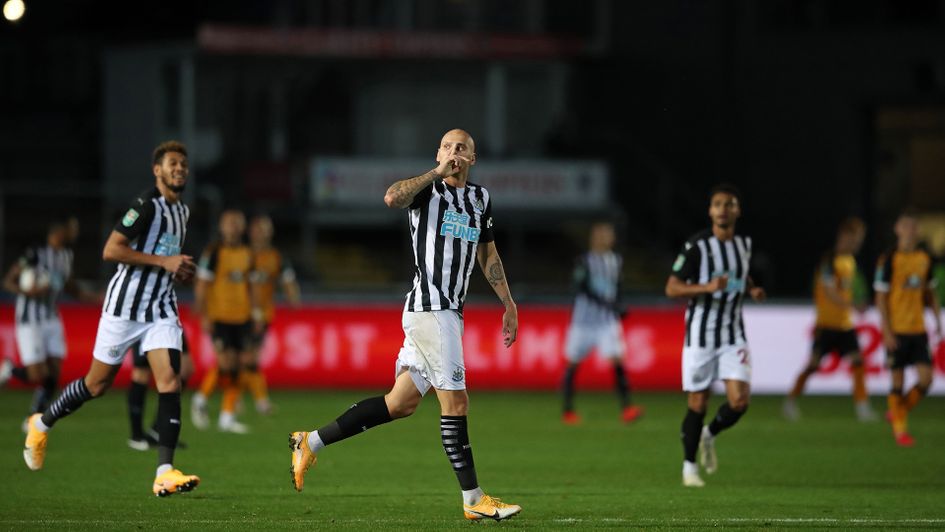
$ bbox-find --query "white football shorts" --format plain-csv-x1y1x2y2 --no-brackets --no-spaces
564,318,626,363
395,310,465,396
15,318,66,366
681,342,752,392
92,314,182,365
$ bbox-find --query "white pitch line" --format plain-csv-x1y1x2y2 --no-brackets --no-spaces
552,517,945,524
4,517,945,525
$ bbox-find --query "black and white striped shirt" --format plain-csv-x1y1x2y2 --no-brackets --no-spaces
102,187,189,322
15,245,73,324
671,229,752,349
570,251,622,325
404,180,495,312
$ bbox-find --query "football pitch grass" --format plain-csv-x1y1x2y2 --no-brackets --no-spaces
0,390,943,530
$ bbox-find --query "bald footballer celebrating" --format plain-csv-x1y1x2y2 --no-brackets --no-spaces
288,129,521,522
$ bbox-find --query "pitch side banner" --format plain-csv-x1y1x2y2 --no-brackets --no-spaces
198,25,585,60
0,304,942,394
309,158,609,209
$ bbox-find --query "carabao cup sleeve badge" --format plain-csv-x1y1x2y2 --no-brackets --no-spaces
122,209,140,227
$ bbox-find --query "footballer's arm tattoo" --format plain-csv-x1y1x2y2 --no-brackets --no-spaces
487,259,505,287
384,170,442,209
478,242,514,307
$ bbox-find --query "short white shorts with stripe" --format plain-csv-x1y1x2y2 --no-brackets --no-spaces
681,342,752,392
15,318,66,366
395,310,465,396
92,314,182,365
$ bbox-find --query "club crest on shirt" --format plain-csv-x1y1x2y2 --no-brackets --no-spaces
451,367,465,382
473,199,484,214
122,209,140,227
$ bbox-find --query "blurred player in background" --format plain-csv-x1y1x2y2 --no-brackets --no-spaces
66,216,80,247
125,335,193,450
560,221,643,425
191,209,259,434
288,129,521,521
665,184,765,488
246,214,300,414
935,261,945,306
22,140,199,496
1,219,99,430
874,209,941,447
783,217,876,421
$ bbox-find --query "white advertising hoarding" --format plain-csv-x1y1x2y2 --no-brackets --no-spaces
309,158,609,209
745,306,945,395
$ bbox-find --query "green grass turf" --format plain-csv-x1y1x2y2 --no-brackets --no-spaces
0,389,943,530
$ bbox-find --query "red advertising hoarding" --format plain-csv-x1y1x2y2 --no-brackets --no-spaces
2,304,942,393
0,304,683,390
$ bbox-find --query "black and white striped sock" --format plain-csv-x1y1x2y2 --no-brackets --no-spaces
41,378,93,428
441,415,479,491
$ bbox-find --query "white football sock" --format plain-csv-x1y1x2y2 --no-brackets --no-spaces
307,430,325,453
702,425,715,440
683,461,699,476
156,464,173,476
462,487,485,506
33,417,50,433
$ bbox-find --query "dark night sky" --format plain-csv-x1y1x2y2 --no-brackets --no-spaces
2,1,943,296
